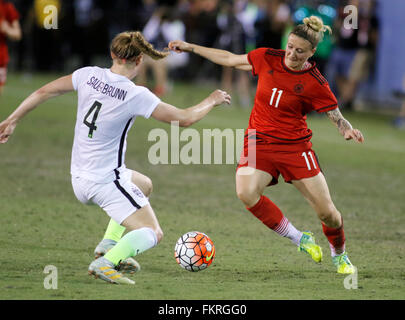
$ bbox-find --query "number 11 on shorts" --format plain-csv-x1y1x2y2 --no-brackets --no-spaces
302,151,317,171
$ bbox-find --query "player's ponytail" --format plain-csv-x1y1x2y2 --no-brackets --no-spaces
290,16,332,48
110,31,169,62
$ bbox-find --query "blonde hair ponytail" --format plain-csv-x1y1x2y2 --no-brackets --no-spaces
291,16,332,48
110,31,169,61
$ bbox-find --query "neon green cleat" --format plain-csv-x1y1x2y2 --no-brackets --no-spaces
94,239,141,274
298,232,323,263
332,252,356,274
88,257,135,285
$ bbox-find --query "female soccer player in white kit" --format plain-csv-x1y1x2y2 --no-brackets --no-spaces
0,31,231,284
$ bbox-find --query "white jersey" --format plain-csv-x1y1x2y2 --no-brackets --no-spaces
71,66,160,183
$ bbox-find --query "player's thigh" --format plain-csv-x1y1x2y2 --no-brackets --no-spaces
121,204,162,235
128,169,153,197
235,167,272,202
292,172,336,213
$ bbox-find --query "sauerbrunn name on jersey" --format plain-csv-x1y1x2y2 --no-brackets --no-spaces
86,76,128,101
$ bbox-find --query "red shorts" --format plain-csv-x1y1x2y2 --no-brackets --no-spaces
237,135,322,186
0,66,7,86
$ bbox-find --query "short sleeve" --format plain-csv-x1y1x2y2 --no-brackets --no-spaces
311,83,338,113
5,3,20,22
130,87,161,119
72,67,93,91
247,48,268,77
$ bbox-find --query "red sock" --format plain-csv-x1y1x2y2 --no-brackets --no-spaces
247,195,285,230
322,220,346,255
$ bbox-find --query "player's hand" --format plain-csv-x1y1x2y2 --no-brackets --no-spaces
0,119,17,144
168,40,192,53
0,20,9,34
344,128,364,143
209,90,231,106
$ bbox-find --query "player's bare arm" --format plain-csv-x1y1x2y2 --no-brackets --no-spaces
168,40,251,71
0,20,22,41
326,108,364,143
151,90,231,127
0,75,74,143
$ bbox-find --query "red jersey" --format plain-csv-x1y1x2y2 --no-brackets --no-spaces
0,0,20,66
247,48,337,147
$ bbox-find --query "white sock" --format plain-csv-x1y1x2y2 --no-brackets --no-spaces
273,217,303,246
104,227,158,265
330,243,346,257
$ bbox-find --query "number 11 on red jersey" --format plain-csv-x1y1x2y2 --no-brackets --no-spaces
269,88,283,108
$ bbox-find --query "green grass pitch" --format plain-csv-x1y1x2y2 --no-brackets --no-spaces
0,73,404,300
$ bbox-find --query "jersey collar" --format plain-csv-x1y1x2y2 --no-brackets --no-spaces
281,57,316,75
106,68,131,81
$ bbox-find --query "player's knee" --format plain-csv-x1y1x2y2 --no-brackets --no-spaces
154,227,163,244
236,186,260,208
317,204,341,228
131,171,153,197
141,226,163,245
144,176,153,197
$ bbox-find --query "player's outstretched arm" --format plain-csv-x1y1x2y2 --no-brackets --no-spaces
326,108,364,143
0,75,74,144
151,89,231,127
168,40,251,71
0,20,22,41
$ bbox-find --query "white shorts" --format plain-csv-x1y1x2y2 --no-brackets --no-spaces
71,169,149,224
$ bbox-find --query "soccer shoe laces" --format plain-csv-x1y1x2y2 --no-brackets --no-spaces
298,232,323,263
332,252,356,274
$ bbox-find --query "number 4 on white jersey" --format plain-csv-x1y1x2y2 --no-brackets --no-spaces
83,101,102,138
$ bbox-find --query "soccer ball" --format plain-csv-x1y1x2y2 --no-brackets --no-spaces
174,231,215,272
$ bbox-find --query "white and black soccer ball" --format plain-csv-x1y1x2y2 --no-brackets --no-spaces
174,231,215,272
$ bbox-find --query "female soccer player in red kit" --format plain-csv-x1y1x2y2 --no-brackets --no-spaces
169,16,364,274
0,0,21,95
